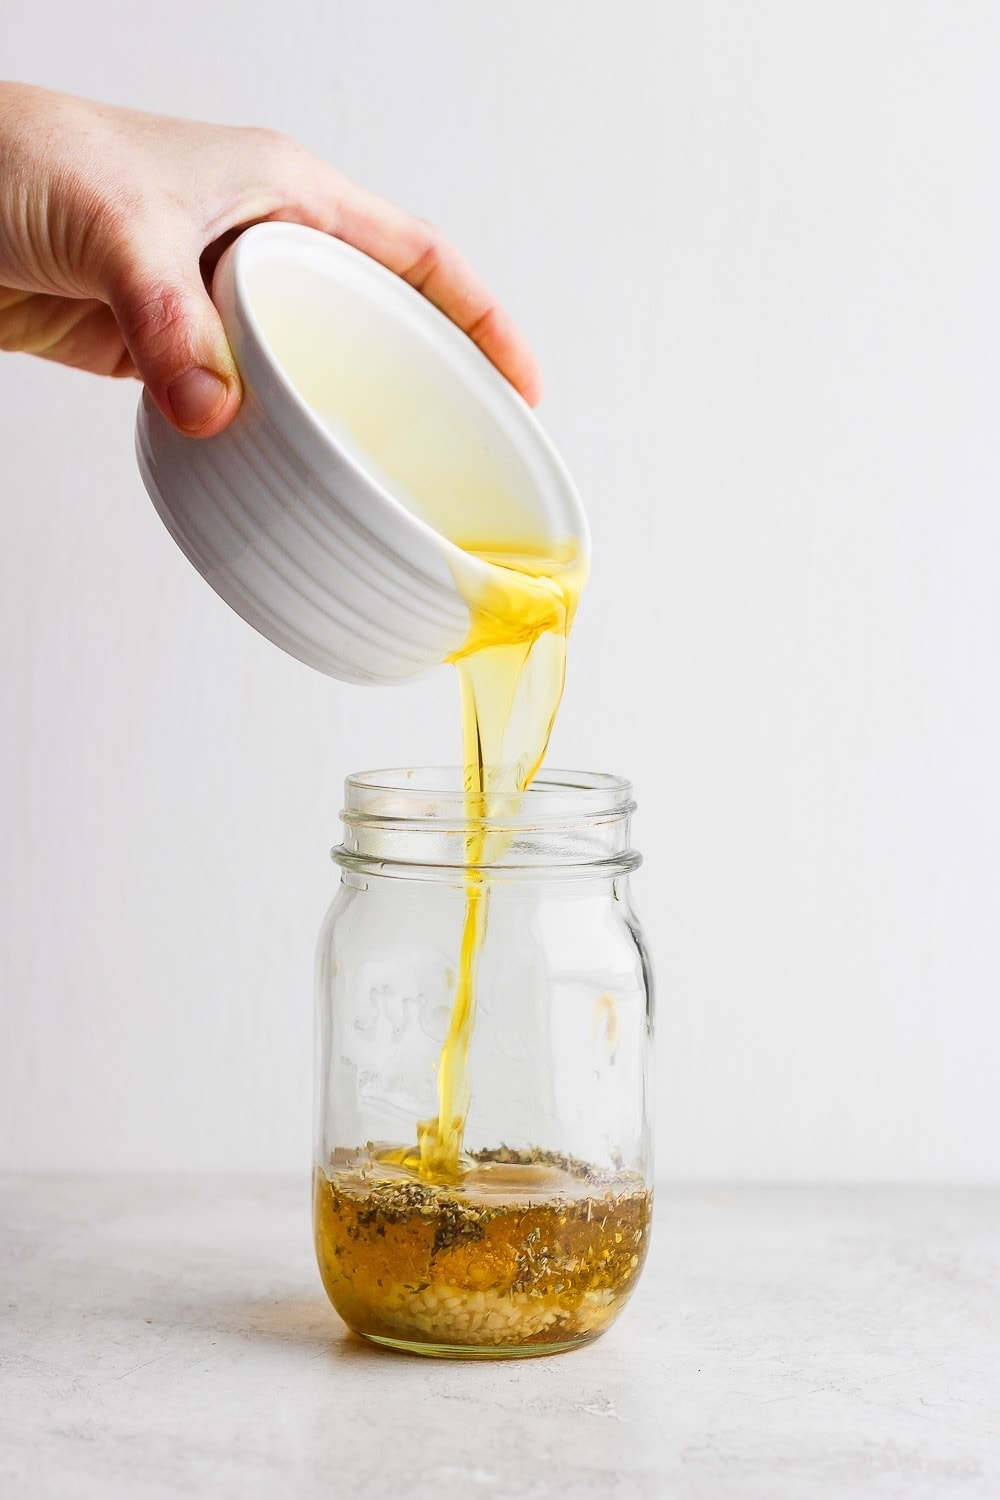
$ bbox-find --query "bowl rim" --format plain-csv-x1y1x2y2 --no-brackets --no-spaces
215,222,590,577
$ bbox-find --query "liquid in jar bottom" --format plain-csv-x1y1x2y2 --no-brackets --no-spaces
314,1148,651,1357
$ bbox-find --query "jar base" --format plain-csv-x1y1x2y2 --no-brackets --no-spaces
359,1330,599,1360
315,1150,651,1358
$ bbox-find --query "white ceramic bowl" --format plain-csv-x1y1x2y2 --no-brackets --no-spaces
135,223,588,685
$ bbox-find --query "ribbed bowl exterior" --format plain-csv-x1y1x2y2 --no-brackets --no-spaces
136,385,470,685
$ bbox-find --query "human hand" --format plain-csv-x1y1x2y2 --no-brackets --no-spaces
0,83,542,436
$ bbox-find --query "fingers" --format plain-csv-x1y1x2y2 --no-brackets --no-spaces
103,128,541,434
0,288,135,377
1,91,542,425
341,194,544,404
105,243,241,437
251,142,543,405
370,211,545,407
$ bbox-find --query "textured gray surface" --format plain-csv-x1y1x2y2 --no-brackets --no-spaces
2,1177,998,1498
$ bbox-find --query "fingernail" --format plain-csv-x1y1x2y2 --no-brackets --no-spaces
167,367,229,432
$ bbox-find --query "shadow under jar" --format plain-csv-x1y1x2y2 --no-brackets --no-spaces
313,769,654,1358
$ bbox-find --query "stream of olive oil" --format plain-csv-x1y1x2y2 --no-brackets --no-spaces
381,543,586,1181
428,545,585,1178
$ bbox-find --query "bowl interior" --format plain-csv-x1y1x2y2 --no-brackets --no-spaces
231,225,588,562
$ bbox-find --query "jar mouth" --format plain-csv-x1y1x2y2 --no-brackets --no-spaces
335,768,639,878
341,767,635,828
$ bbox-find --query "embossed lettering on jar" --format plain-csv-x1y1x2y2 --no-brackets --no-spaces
313,769,654,1359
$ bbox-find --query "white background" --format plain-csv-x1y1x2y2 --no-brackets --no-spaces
3,1,999,1182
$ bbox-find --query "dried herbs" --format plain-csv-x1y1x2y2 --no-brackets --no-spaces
313,1146,652,1352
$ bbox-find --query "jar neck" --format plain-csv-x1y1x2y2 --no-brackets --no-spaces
332,768,640,882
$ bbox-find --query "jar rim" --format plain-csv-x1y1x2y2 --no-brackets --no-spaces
341,767,635,827
334,767,639,879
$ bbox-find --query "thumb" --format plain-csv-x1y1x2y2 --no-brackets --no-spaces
108,255,241,437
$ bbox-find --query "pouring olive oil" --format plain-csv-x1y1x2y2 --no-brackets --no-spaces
314,532,652,1354
391,540,585,1181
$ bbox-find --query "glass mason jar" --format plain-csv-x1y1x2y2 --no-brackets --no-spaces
313,768,654,1358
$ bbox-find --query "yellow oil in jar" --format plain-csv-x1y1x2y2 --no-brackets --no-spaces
314,1149,650,1356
